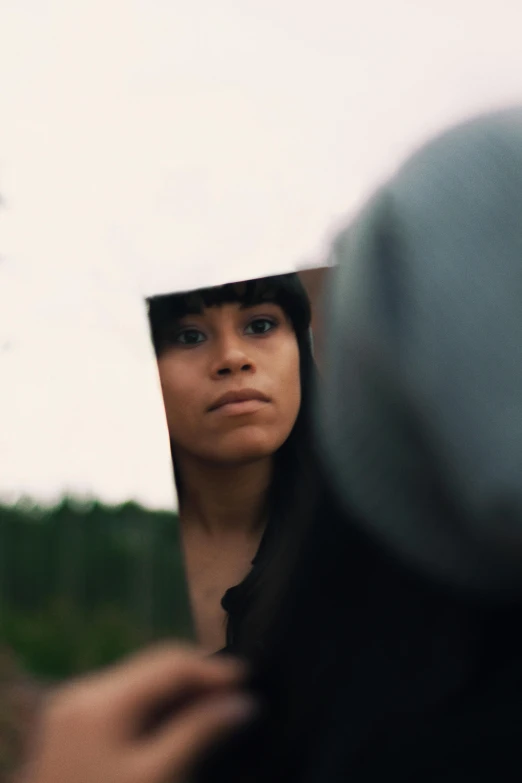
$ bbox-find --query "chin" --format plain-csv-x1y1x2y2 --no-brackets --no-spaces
209,427,285,465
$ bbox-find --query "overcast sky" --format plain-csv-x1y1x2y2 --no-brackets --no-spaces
1,0,521,509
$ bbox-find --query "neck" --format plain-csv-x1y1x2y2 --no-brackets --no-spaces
174,451,272,538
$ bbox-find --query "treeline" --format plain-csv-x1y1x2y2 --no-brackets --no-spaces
0,498,193,680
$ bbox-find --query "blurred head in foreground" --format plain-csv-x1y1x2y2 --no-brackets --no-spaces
320,106,522,593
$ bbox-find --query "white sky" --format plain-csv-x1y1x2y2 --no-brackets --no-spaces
0,0,521,509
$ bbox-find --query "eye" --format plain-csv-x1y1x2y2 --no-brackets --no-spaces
245,317,277,336
175,328,206,346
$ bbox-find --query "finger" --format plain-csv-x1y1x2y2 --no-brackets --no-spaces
46,644,246,731
134,691,258,783
92,644,246,718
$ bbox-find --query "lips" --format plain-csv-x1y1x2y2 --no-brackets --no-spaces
208,388,270,411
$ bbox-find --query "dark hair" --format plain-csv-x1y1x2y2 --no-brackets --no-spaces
147,273,319,655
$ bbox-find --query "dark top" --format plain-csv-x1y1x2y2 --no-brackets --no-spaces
209,497,522,783
275,507,522,783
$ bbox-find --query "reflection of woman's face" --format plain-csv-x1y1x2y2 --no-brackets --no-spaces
157,301,301,465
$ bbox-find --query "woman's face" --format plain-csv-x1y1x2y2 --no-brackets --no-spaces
156,300,301,465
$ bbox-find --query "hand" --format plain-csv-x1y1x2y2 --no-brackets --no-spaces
17,643,255,783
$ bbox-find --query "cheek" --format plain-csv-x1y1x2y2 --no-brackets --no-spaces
276,342,302,427
157,359,197,439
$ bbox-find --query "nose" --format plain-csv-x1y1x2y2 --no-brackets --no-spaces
210,335,255,378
